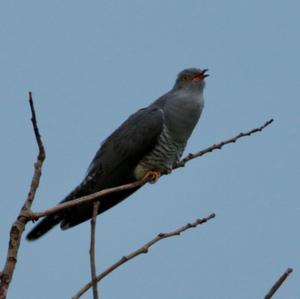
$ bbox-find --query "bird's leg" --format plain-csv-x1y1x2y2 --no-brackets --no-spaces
142,170,161,184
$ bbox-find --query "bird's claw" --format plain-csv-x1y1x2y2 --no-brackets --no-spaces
142,171,161,184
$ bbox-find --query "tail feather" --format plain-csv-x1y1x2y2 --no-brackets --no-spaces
26,185,84,241
60,186,141,230
26,214,61,241
26,183,141,240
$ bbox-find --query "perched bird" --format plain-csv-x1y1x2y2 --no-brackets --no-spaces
26,68,208,241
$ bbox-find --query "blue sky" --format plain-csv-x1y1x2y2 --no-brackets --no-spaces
1,1,299,298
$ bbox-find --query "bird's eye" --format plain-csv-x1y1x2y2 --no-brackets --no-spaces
182,75,189,81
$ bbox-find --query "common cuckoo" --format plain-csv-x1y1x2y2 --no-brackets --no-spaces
27,68,208,240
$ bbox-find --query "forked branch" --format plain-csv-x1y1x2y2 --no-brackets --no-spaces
0,93,46,299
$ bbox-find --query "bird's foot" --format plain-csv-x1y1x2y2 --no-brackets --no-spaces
142,171,161,184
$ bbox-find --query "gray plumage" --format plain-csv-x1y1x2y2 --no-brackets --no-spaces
26,68,208,241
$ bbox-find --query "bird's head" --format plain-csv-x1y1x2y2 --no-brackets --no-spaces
174,68,209,91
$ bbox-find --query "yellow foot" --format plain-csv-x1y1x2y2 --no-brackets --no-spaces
142,171,161,184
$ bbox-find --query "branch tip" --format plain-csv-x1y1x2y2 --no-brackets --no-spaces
264,267,293,299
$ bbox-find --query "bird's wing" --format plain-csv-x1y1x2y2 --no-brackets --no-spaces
57,106,165,229
85,106,164,186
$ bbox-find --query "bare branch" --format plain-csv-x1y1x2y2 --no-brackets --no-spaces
90,202,100,299
0,90,274,299
174,118,274,169
72,213,216,299
31,179,146,219
0,93,46,299
264,268,293,299
30,119,273,222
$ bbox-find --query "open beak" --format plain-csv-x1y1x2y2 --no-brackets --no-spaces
193,69,209,81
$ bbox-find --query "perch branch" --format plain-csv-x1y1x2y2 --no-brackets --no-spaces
174,118,274,169
31,179,146,219
30,119,274,221
90,202,100,299
0,92,45,299
72,213,216,299
264,268,293,299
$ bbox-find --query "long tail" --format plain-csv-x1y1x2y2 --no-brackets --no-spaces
26,185,141,240
26,214,61,241
26,184,85,241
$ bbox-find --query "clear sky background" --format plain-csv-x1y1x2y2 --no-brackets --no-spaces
1,1,299,298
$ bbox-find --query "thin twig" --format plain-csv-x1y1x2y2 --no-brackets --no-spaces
174,118,274,169
30,119,274,222
90,202,100,299
29,92,45,160
72,213,216,299
0,92,46,299
264,268,293,299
